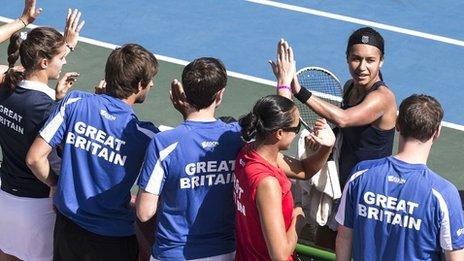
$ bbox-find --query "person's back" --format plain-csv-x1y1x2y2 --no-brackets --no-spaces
41,90,158,235
337,157,463,260
137,57,241,260
336,94,464,261
27,43,160,261
0,85,54,198
140,119,241,259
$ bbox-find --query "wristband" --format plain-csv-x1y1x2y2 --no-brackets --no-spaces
66,43,75,52
294,88,312,103
277,85,291,91
18,18,27,27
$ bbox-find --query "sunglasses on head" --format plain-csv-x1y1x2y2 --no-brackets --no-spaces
282,120,301,134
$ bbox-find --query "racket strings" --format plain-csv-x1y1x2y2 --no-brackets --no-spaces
295,68,343,130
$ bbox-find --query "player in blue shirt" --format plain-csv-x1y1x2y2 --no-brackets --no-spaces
336,94,464,261
136,57,242,260
26,44,159,261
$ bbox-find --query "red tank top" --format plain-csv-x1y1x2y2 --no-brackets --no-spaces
234,145,294,261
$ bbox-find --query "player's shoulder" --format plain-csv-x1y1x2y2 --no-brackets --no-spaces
428,170,461,200
134,120,159,139
65,90,95,99
347,158,390,184
60,90,96,107
151,124,186,144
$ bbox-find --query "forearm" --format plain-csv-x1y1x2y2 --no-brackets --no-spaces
27,156,57,187
0,19,26,44
284,218,299,253
335,227,353,261
269,217,298,260
445,248,464,261
300,145,332,179
307,96,347,127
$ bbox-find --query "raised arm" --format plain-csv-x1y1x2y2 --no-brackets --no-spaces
63,9,85,51
269,39,295,99
256,176,305,260
0,0,42,43
291,73,395,128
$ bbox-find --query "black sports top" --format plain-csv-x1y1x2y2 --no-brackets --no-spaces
338,80,395,187
0,80,56,198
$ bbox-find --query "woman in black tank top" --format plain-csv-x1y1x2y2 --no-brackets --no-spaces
278,27,397,249
291,27,397,187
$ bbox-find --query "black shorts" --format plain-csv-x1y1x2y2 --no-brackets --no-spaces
53,211,138,261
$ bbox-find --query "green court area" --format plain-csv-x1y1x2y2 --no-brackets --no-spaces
1,38,463,191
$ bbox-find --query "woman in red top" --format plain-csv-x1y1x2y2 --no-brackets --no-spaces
234,95,335,260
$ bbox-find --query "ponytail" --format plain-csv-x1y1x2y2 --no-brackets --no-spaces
239,112,258,142
2,32,24,92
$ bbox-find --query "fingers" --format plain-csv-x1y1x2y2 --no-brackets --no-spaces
268,60,278,76
68,9,78,30
94,79,107,94
34,7,43,17
63,72,80,83
73,11,82,31
77,20,85,33
66,9,84,32
305,135,320,152
170,79,185,100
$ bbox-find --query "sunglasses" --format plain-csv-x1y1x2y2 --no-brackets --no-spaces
282,120,301,134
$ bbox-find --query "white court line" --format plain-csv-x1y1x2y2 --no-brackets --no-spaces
246,0,464,47
0,16,463,131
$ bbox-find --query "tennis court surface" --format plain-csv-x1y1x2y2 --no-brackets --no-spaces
0,1,463,259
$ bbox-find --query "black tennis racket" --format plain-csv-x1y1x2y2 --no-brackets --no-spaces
295,66,343,130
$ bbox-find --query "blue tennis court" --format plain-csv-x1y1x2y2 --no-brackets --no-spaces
1,0,463,125
0,1,463,259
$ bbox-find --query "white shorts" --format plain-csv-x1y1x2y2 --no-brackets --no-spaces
0,189,55,261
151,251,235,261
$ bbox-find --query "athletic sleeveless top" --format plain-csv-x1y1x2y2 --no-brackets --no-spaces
234,144,294,261
338,81,395,187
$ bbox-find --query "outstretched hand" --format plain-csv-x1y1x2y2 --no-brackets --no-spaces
63,9,85,50
269,39,296,86
169,79,189,119
307,118,335,148
20,0,42,25
55,72,79,100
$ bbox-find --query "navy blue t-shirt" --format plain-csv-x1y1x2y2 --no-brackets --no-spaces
0,80,57,198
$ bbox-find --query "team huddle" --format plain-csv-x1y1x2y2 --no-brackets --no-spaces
0,1,463,261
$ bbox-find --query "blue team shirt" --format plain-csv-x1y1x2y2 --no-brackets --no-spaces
336,156,464,261
138,120,243,260
40,91,158,236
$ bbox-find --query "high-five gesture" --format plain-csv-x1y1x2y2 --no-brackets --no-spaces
63,9,85,51
269,39,295,86
20,0,43,25
0,0,42,43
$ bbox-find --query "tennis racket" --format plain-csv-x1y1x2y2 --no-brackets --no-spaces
295,66,343,130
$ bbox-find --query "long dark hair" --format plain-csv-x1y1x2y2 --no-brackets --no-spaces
2,27,64,92
239,95,296,142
